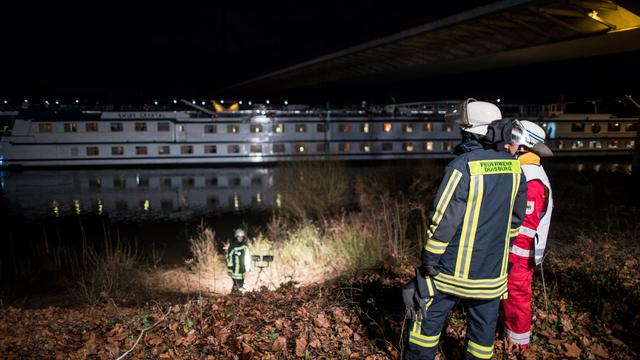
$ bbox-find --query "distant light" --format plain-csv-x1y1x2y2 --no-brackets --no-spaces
220,99,224,104
75,99,79,103
239,100,243,105
3,100,7,104
192,100,196,104
201,101,206,105
284,100,288,105
154,100,158,105
496,98,501,103
173,99,177,104
44,100,49,105
266,100,270,104
24,99,28,103
55,100,59,105
143,199,150,211
248,101,252,105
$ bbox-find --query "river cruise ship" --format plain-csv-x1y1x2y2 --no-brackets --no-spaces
0,101,636,167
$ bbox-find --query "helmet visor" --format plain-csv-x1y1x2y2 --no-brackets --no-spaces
445,98,476,128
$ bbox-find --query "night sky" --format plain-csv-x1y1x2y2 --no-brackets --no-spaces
2,1,639,106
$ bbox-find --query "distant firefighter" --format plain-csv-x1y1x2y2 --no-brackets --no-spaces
502,120,554,351
226,228,251,293
404,99,528,360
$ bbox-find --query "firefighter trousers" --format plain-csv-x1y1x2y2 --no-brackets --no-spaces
405,292,500,360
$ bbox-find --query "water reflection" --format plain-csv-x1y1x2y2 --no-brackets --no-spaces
1,167,274,221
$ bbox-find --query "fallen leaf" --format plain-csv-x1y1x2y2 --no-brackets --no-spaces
564,342,581,358
272,336,287,352
295,338,307,357
592,343,609,358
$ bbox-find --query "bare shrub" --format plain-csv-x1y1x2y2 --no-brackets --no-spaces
188,222,225,272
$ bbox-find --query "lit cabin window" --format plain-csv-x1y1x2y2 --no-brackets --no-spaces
316,123,327,132
422,123,433,132
295,144,307,153
157,122,170,132
382,143,393,151
181,145,194,154
626,123,635,131
316,143,327,152
273,123,284,133
204,145,217,154
607,140,619,148
591,123,601,134
135,122,147,132
339,124,352,133
571,123,585,132
111,122,123,132
111,146,124,155
250,124,263,133
607,122,621,132
295,124,307,133
572,141,585,149
627,140,635,148
557,140,565,149
136,146,148,155
64,122,77,132
402,124,414,133
588,140,602,149
360,143,371,152
158,145,171,155
38,123,52,133
442,124,453,132
86,147,99,156
339,143,351,152
383,123,393,132
85,123,98,132
403,142,414,152
443,142,453,151
227,125,240,134
204,124,217,134
273,143,285,153
424,141,434,151
361,123,370,133
250,144,262,153
227,144,240,153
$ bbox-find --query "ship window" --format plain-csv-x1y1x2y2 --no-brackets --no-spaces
627,140,635,148
113,176,126,188
135,122,147,131
86,146,99,156
361,123,370,133
111,122,123,132
572,141,584,149
177,125,184,132
588,140,602,149
382,143,393,151
229,177,241,186
557,140,565,149
295,124,307,133
316,143,327,153
403,142,414,152
181,145,193,154
402,124,414,133
339,124,352,133
295,143,307,153
207,196,219,209
443,142,453,151
64,122,77,132
38,123,53,133
182,177,195,188
316,123,327,132
591,123,601,134
136,146,148,155
227,125,240,134
137,177,149,187
204,145,217,154
206,176,218,186
273,143,285,153
89,177,101,189
360,143,371,152
607,140,619,148
422,123,433,132
383,123,393,132
250,144,263,153
160,178,172,188
442,124,453,133
571,122,585,132
111,146,124,155
339,143,351,152
227,144,240,153
158,145,171,155
251,177,263,186
204,124,217,134
250,124,263,133
626,123,635,131
85,123,98,132
157,122,170,132
273,123,284,133
607,122,621,132
424,141,434,151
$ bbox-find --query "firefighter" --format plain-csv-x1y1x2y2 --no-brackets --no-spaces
405,99,528,360
226,228,251,293
502,120,554,350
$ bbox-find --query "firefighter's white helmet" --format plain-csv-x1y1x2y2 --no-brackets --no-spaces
512,120,553,157
445,98,502,136
234,229,246,238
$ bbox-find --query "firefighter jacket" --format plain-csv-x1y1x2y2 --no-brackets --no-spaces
226,239,250,280
512,152,553,265
422,139,528,299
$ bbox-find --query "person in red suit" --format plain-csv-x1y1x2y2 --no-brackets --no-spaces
502,120,554,351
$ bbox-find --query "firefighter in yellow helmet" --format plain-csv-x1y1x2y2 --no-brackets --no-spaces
404,99,528,360
226,228,251,293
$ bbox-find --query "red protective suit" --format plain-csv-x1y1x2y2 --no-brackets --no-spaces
502,155,551,348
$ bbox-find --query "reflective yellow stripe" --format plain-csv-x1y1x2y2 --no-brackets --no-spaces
462,175,483,278
467,340,494,359
435,273,507,288
433,280,506,299
456,174,482,278
425,239,448,254
427,169,462,239
468,160,521,175
510,227,520,237
502,173,520,276
426,278,435,296
409,321,440,348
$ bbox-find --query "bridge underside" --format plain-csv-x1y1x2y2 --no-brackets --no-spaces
232,0,640,93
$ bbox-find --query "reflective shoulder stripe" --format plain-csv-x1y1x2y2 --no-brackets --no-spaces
426,168,462,241
468,159,521,175
510,244,531,257
519,226,537,238
467,340,494,359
